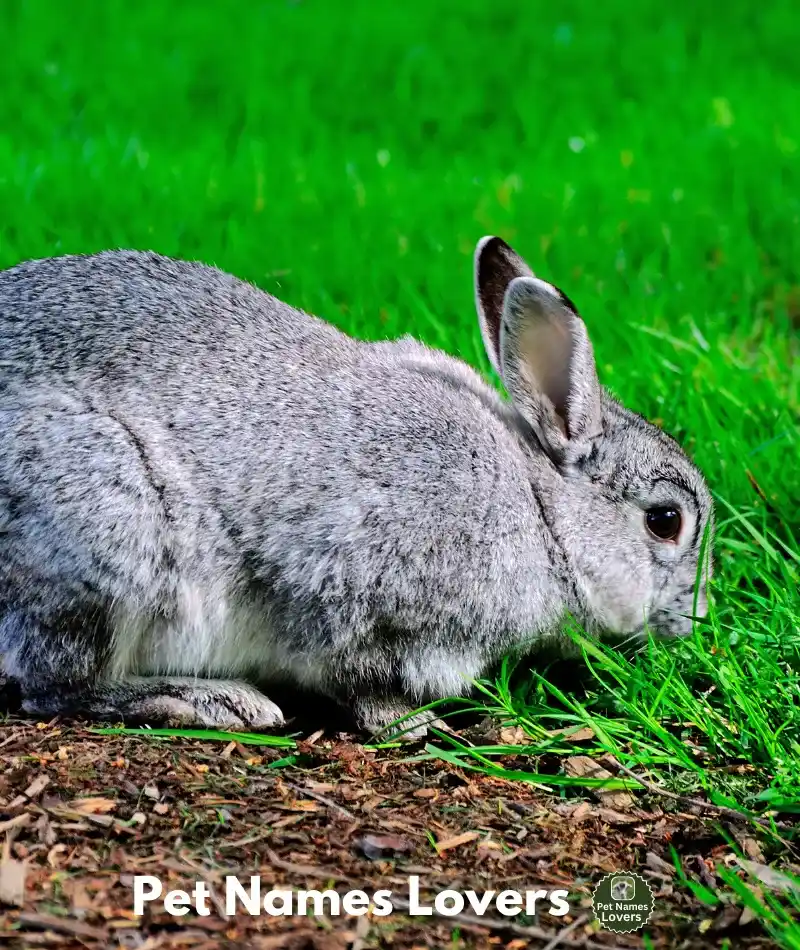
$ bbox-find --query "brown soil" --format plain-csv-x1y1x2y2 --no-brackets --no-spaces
0,717,787,949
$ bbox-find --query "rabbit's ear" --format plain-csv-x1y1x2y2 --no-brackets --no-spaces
474,236,534,376
499,276,603,455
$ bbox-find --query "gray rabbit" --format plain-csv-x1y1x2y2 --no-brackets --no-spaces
0,237,712,736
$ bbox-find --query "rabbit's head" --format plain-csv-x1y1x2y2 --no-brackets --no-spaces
475,236,713,639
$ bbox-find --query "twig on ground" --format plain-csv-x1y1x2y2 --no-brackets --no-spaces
541,912,590,950
16,913,106,940
266,848,349,883
613,761,791,834
281,779,358,822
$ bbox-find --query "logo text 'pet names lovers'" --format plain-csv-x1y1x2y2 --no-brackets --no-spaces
132,874,571,918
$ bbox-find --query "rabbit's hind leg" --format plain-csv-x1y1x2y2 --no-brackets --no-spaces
2,610,284,730
21,676,285,730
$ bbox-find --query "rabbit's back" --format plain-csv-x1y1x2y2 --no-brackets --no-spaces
0,250,364,516
0,250,355,403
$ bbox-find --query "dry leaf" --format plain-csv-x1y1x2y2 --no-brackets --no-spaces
16,913,105,940
597,807,641,825
499,726,528,745
355,834,413,861
572,802,593,821
307,782,336,793
252,930,345,950
742,837,764,861
739,859,800,895
547,726,596,742
340,786,368,801
563,755,635,809
291,800,320,812
69,797,117,815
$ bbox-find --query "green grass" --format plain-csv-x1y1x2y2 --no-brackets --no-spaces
2,0,799,941
89,726,297,747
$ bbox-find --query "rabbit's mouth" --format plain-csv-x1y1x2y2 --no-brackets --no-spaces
645,607,702,639
598,607,699,645
648,584,709,639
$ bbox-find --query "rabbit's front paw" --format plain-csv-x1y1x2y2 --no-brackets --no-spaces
353,697,451,741
137,680,286,730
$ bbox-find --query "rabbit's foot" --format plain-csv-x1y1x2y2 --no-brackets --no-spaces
21,677,285,731
353,696,451,741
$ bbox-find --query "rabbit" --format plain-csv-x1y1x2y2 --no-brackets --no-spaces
0,236,713,738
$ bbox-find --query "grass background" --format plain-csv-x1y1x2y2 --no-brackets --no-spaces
1,0,799,937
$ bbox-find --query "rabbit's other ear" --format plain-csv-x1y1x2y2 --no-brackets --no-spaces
474,236,533,376
499,275,603,457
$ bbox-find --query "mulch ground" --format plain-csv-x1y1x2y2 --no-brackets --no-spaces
0,716,790,950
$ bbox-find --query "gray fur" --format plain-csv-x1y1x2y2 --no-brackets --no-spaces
0,238,713,734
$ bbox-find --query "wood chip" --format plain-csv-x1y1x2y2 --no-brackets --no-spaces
220,741,237,759
0,813,32,834
646,850,676,876
0,856,26,906
435,831,479,852
24,775,51,800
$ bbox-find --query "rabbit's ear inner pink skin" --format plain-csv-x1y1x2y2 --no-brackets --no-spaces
474,235,533,376
474,237,603,461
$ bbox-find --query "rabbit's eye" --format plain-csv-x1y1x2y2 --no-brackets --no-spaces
646,507,682,541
